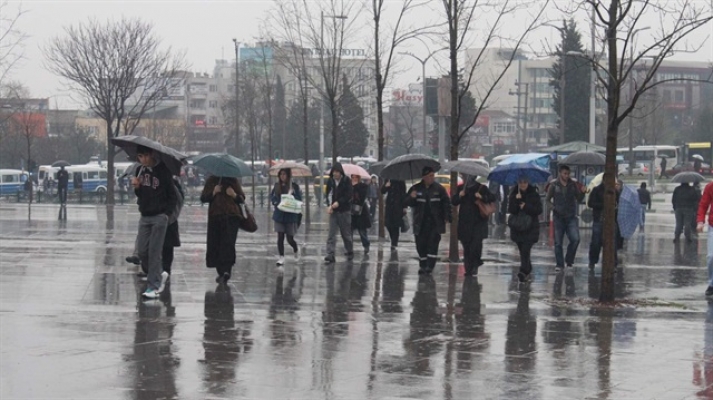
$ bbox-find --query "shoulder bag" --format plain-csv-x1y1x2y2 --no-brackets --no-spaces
475,185,497,218
238,203,258,233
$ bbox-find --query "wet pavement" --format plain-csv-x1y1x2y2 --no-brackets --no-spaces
1,202,713,399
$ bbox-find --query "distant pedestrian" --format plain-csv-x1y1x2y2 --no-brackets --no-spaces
452,176,494,277
200,176,245,283
546,164,586,271
382,179,407,250
672,182,698,243
367,175,379,223
271,168,302,266
637,182,652,231
404,166,451,275
695,181,713,297
508,176,543,282
659,157,668,179
351,174,371,254
323,163,354,263
132,145,178,299
57,166,69,204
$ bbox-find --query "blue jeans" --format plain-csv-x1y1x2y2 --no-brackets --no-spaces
707,225,713,286
554,215,580,267
356,228,370,249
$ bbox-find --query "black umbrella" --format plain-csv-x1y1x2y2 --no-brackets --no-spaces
671,171,706,184
560,151,606,166
380,154,440,181
443,160,490,177
51,160,71,168
110,135,187,175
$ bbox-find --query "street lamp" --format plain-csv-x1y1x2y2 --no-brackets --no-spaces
232,39,241,157
400,47,446,156
509,81,529,151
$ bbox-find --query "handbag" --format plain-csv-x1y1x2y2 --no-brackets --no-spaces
401,212,410,233
351,203,364,215
475,186,497,218
507,212,532,232
277,194,303,214
238,203,258,233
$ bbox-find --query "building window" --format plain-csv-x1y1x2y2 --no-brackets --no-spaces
209,116,218,125
209,100,218,108
663,90,671,103
674,90,684,102
209,85,217,92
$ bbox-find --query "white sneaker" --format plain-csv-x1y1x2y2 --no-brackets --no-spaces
276,256,285,266
157,271,169,293
142,288,159,299
294,246,301,261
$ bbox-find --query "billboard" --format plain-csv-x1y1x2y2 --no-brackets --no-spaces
392,84,423,107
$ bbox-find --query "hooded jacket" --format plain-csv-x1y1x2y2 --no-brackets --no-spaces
404,179,451,235
672,183,699,210
329,162,353,213
508,184,543,243
134,162,177,219
451,179,495,243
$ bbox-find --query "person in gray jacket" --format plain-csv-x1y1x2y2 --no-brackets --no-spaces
324,163,354,263
546,165,586,271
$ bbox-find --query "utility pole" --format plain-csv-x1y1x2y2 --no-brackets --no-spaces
232,39,241,157
559,55,566,145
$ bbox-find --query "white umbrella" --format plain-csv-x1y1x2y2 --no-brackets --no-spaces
692,154,704,161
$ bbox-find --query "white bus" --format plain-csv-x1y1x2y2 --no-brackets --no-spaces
0,169,30,195
617,145,679,172
65,165,108,192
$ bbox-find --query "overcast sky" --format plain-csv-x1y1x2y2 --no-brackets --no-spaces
7,0,713,109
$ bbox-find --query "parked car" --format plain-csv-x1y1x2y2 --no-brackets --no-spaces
618,162,650,176
667,161,712,176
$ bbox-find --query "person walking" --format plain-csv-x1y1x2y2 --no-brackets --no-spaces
546,165,586,271
382,179,407,250
57,166,69,204
367,175,379,223
452,176,495,277
659,156,668,179
162,176,184,277
672,182,698,243
404,166,451,275
696,181,713,297
132,145,178,299
200,175,245,283
351,174,372,254
587,179,622,270
270,168,302,266
324,163,354,263
637,182,652,231
508,176,543,283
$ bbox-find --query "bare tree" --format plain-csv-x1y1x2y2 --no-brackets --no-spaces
0,1,26,87
10,106,45,204
575,0,712,302
389,104,420,155
44,18,187,204
440,0,549,261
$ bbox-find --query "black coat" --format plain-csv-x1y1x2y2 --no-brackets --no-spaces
451,182,495,243
351,182,372,230
672,184,699,210
508,184,543,244
382,180,407,229
404,181,451,236
330,176,353,213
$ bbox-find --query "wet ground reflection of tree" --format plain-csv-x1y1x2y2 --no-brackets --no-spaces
503,288,538,398
127,296,178,400
202,286,252,397
588,308,613,398
405,275,443,376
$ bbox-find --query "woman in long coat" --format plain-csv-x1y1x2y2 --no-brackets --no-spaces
200,176,245,283
452,175,495,276
508,176,543,283
351,174,372,254
382,179,407,250
271,168,302,266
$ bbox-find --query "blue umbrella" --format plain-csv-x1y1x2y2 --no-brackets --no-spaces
617,184,642,239
488,154,552,186
193,153,253,178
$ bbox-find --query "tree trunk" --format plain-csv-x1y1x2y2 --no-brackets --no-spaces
26,135,32,205
106,120,115,205
376,88,386,239
448,5,460,263
331,105,338,165
303,83,311,228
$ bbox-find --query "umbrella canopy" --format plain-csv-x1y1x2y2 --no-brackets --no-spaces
692,154,704,161
617,184,642,239
341,163,370,179
193,153,253,178
120,162,141,178
110,135,187,175
368,160,388,175
51,160,71,168
560,151,606,166
444,160,490,177
380,154,441,181
497,153,551,168
541,141,606,153
671,171,706,184
269,161,312,177
488,163,551,186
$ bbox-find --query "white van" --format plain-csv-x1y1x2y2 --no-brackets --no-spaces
0,169,30,195
65,165,108,192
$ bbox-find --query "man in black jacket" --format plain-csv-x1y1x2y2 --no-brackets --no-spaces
324,163,354,263
637,182,651,231
404,166,451,274
132,145,177,298
672,182,698,243
56,166,69,204
587,179,622,269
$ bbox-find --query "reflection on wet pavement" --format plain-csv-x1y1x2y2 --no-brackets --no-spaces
1,203,712,399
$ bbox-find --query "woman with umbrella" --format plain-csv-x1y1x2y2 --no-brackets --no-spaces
381,179,407,250
351,173,372,254
200,175,246,283
271,168,302,266
508,176,543,283
451,175,495,277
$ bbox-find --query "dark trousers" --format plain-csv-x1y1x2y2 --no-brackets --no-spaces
58,187,67,204
516,241,534,275
415,228,441,271
461,236,484,275
206,215,240,277
277,232,297,256
387,225,400,248
369,198,377,222
675,208,695,240
355,228,370,249
162,246,174,274
589,221,603,265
